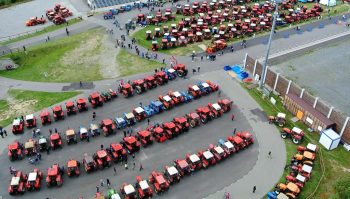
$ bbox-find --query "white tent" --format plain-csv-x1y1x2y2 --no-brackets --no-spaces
319,0,336,6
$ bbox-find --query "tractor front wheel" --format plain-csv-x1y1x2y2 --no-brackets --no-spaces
281,133,287,139
292,138,301,145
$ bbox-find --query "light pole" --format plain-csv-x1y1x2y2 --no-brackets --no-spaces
259,1,280,89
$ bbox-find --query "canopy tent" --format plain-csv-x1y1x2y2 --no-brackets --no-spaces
319,0,336,6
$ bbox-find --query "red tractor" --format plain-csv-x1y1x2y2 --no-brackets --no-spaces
281,127,305,144
26,168,43,191
65,101,76,116
93,150,112,169
186,112,201,127
82,154,97,173
46,164,63,187
89,92,104,108
154,71,168,85
100,119,116,136
121,136,141,154
132,79,147,94
164,165,181,184
227,135,246,151
149,171,170,194
198,150,216,168
136,176,153,198
40,109,51,125
148,125,167,142
174,159,192,176
208,102,224,118
172,63,188,77
50,133,62,150
120,183,137,199
66,159,80,177
12,118,24,134
209,144,228,161
109,143,127,162
218,99,233,113
24,138,38,156
268,112,286,127
133,107,147,122
118,83,134,97
137,130,153,147
173,117,190,132
25,114,37,128
186,153,202,171
8,141,24,161
163,122,181,138
168,91,184,105
158,95,175,109
205,80,219,91
237,131,254,146
188,85,202,98
52,105,64,121
8,171,27,195
144,76,157,89
76,98,88,112
196,106,214,123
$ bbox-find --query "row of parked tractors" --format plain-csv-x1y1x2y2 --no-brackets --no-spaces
10,64,189,135
267,143,317,199
98,132,254,199
138,0,323,52
8,81,222,162
45,4,73,25
103,2,148,20
7,98,236,195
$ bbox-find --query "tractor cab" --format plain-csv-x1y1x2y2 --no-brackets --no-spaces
46,164,63,187
277,182,300,199
166,68,177,80
196,106,214,123
65,101,76,115
133,107,147,122
25,114,37,128
169,91,184,105
186,112,201,127
300,164,313,180
89,92,104,108
150,100,165,113
12,118,24,134
38,136,48,151
137,130,153,147
94,150,112,169
89,123,100,136
237,131,254,146
205,80,219,91
109,143,126,162
50,133,62,150
52,105,64,121
143,105,156,117
148,125,167,142
79,127,88,140
188,85,202,98
124,112,136,126
115,117,127,129
269,112,286,127
198,82,212,95
40,110,51,125
144,76,157,89
154,71,168,85
173,117,190,132
281,127,304,144
132,79,147,94
174,159,191,176
66,159,80,177
100,119,116,136
198,150,216,168
218,99,233,112
159,95,175,109
76,98,88,112
180,91,194,102
152,40,159,51
163,122,180,138
26,169,42,191
24,138,37,156
118,83,134,98
101,91,112,102
8,172,27,195
66,129,77,144
209,144,228,161
186,154,202,171
8,141,23,161
122,136,141,154
136,176,153,198
208,103,223,117
164,166,181,184
172,63,188,77
83,154,97,173
218,139,236,155
227,135,246,151
121,183,137,199
149,171,170,193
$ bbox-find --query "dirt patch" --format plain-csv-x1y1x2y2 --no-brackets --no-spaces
0,98,37,121
99,34,120,78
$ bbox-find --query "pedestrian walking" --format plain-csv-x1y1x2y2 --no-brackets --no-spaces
100,144,104,150
268,151,272,159
147,118,150,125
49,129,52,135
47,35,50,41
106,178,111,187
253,185,256,193
23,46,26,52
139,102,143,107
100,179,104,187
79,81,83,87
92,112,96,120
125,163,128,170
201,55,203,61
87,134,90,142
96,186,99,193
139,163,143,171
66,28,69,36
55,128,58,133
231,114,235,121
0,130,3,138
197,66,200,72
231,46,234,52
37,152,41,160
218,89,221,97
132,162,136,170
46,147,50,155
3,129,7,136
123,130,127,137
233,128,236,135
192,68,196,74
113,167,117,175
132,153,135,159
162,58,165,64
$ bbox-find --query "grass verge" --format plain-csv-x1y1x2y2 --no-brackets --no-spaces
242,83,350,198
0,89,80,127
0,0,31,9
116,49,165,76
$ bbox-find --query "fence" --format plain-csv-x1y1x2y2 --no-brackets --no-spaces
244,55,350,143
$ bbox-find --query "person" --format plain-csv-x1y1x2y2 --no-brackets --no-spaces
224,191,230,199
23,46,26,51
197,66,200,72
123,130,127,137
87,133,90,142
268,151,272,159
192,68,196,74
106,178,111,187
218,89,221,97
100,144,104,150
162,58,165,64
132,153,135,159
147,118,150,125
233,128,236,135
139,163,143,171
231,114,235,121
92,112,96,120
0,130,3,138
100,179,104,187
32,129,36,138
36,128,41,135
3,129,7,136
125,163,128,170
253,185,256,193
49,129,52,135
201,55,203,61
66,28,69,36
132,162,136,170
113,167,117,175
55,128,58,133
47,35,50,41
10,166,16,175
96,186,99,193
80,81,83,87
46,146,50,155
139,102,143,107
37,152,41,160
231,46,234,52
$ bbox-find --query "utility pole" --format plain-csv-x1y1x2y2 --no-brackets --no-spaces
259,1,279,89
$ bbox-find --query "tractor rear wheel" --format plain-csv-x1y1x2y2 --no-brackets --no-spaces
201,117,207,124
281,133,287,139
189,120,196,127
292,138,300,144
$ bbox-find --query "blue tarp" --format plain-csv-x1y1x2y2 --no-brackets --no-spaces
224,65,249,80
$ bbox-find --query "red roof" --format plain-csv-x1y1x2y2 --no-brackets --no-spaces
8,142,19,150
133,79,144,85
111,143,123,151
176,117,187,123
40,110,50,116
96,150,107,158
123,84,131,89
144,76,155,81
125,136,136,144
154,127,163,134
178,159,189,168
48,165,58,176
53,106,62,112
164,122,175,128
155,175,166,184
102,119,113,126
139,130,151,137
77,98,86,104
50,133,60,140
90,92,100,98
67,160,78,168
232,136,243,144
66,101,74,107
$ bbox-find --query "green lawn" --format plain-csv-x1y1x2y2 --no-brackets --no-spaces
0,89,79,127
1,18,83,45
116,49,165,76
242,83,350,198
0,0,31,9
0,28,106,83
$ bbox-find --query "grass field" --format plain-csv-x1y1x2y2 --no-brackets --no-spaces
0,89,79,127
243,83,350,198
116,49,165,76
0,0,30,9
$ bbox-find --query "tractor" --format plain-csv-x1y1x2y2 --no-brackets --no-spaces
227,135,246,151
297,143,317,154
109,143,127,162
8,141,24,161
165,68,177,80
132,79,147,94
52,105,64,121
76,98,88,112
268,112,286,127
123,112,137,126
108,88,118,98
186,112,201,127
40,109,51,125
276,182,300,199
12,118,24,134
137,130,153,147
133,107,147,122
65,101,76,116
149,171,170,194
24,138,38,156
8,171,27,195
94,150,112,169
46,164,64,187
65,129,77,144
136,176,153,198
281,127,304,144
149,100,165,113
100,119,116,136
218,99,233,113
205,80,219,91
38,136,48,151
209,144,228,161
168,91,185,105
79,127,88,140
188,85,202,98
218,139,237,155
196,106,214,123
174,159,192,176
208,102,224,118
52,16,66,25
115,117,127,129
164,166,181,184
159,95,175,110
66,159,80,177
26,17,46,26
148,124,167,142
180,91,194,102
25,114,37,128
88,92,104,108
197,82,212,95
50,133,62,150
26,168,43,191
82,154,97,173
172,63,188,77
144,76,157,89
143,105,156,117
173,117,190,132
154,71,168,85
163,122,181,138
121,136,141,154
237,131,254,146
186,153,202,171
118,83,134,98
103,11,115,20
89,123,100,137
198,150,216,168
206,39,227,54
120,183,137,199
101,91,112,102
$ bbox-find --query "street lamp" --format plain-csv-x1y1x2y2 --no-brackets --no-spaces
259,0,281,89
